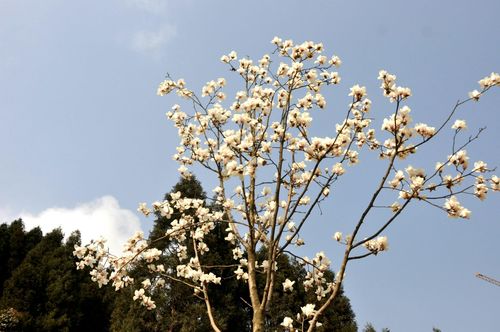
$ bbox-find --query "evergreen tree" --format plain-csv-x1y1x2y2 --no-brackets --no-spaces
148,175,207,251
0,220,42,298
362,323,391,332
111,176,357,331
1,228,64,328
254,249,356,332
0,307,23,332
0,223,11,295
0,223,113,331
111,175,249,332
363,323,377,332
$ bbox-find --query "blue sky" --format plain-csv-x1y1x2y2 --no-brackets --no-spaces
1,0,499,330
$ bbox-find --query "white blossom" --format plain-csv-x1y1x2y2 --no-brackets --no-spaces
75,38,500,329
301,303,316,318
452,119,467,130
282,278,295,292
280,316,294,329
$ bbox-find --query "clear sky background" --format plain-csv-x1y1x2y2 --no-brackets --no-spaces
1,0,499,331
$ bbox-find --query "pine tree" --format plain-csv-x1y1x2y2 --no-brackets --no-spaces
0,223,113,331
111,176,357,331
363,323,377,332
111,175,248,331
0,220,42,298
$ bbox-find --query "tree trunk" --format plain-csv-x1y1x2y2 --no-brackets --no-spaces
252,307,264,332
247,249,264,332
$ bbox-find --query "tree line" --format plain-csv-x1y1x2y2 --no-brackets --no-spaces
0,176,356,331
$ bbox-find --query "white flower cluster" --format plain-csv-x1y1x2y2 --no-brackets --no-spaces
378,70,412,102
449,150,469,170
414,123,436,138
363,236,389,254
76,38,500,328
388,151,497,219
282,278,295,292
133,288,156,310
469,72,500,101
380,104,417,159
233,257,249,281
74,191,229,310
452,119,467,130
157,37,385,267
280,302,324,330
177,257,221,285
73,231,166,310
302,252,334,301
157,78,193,99
443,196,471,219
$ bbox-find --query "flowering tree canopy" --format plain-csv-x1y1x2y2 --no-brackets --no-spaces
109,176,357,331
74,37,499,332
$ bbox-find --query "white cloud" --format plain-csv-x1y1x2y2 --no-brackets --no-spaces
132,24,177,56
3,196,143,255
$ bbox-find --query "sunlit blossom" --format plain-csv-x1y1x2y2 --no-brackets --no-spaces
301,303,316,318
452,119,467,130
74,38,499,330
282,278,295,292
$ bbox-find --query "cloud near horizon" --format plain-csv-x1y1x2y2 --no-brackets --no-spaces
2,196,143,255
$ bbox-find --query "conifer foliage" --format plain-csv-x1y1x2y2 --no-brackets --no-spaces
110,176,357,331
0,222,112,331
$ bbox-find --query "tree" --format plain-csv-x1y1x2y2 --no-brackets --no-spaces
75,38,500,332
0,308,23,332
110,176,250,331
255,248,356,332
110,176,357,331
363,323,377,332
362,323,390,332
1,223,113,331
0,220,42,298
